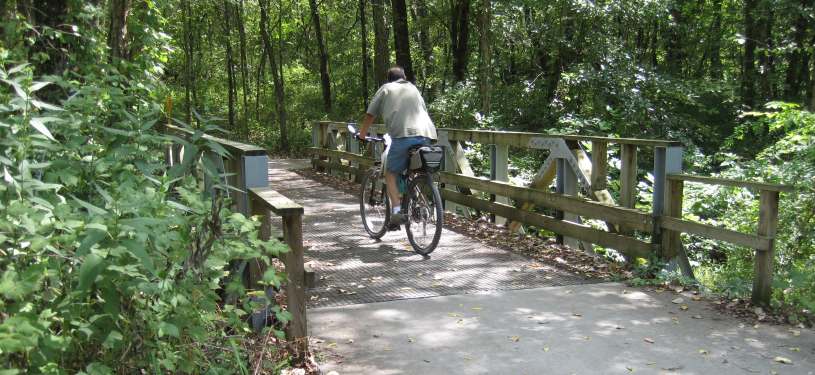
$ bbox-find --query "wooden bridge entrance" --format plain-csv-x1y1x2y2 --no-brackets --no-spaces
309,121,791,307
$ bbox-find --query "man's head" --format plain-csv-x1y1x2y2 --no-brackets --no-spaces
386,66,406,83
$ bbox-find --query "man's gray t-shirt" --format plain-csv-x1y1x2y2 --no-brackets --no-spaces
366,79,437,140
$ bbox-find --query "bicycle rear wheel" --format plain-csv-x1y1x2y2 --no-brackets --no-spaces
404,174,443,255
360,168,390,239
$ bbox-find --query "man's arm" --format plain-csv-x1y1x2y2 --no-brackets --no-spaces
358,113,375,139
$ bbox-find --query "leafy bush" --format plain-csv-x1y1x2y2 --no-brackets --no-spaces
685,103,815,315
0,59,288,373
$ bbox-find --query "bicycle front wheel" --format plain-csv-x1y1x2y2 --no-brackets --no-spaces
404,174,443,255
360,168,390,239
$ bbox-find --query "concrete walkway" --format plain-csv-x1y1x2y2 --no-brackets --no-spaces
269,160,814,375
311,284,814,374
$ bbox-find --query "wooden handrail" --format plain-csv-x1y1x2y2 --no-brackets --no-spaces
166,123,266,156
667,173,793,192
439,172,654,233
249,187,308,355
314,121,683,147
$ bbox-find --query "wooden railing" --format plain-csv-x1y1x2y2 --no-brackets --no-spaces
309,120,791,306
249,187,307,355
163,124,308,351
661,174,792,306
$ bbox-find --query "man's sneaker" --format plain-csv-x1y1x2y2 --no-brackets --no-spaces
387,222,401,231
390,212,407,225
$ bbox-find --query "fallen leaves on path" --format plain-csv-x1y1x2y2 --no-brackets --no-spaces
773,356,793,365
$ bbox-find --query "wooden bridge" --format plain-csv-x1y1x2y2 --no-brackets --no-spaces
165,121,793,360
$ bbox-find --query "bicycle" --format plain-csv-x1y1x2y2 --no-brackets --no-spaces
347,123,444,256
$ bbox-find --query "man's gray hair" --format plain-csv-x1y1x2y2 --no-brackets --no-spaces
387,66,406,83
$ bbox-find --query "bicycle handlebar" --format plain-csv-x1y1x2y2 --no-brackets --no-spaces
355,132,385,143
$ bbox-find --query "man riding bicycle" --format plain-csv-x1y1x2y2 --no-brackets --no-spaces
357,66,438,226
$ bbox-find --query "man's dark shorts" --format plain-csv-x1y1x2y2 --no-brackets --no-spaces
386,136,431,173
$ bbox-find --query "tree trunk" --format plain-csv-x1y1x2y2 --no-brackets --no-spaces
665,0,687,76
255,43,267,122
107,0,130,61
260,0,288,152
277,3,287,153
450,0,470,83
390,0,414,82
413,0,434,97
372,0,390,87
477,0,491,114
708,0,723,79
237,0,250,137
810,42,815,111
182,0,195,124
742,0,758,108
309,0,331,113
783,0,810,102
222,0,237,130
359,0,369,107
757,2,774,101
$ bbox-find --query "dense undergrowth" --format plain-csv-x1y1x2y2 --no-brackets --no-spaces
0,9,290,374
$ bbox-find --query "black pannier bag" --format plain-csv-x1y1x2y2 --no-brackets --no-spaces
409,145,444,172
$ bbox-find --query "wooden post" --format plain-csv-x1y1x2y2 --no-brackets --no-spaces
282,212,308,355
652,146,683,258
557,157,583,250
490,144,510,225
590,141,608,191
619,144,638,214
311,121,319,148
752,189,779,307
349,130,362,183
248,198,273,289
662,179,695,278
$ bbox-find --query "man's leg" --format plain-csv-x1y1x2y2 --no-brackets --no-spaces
385,171,401,210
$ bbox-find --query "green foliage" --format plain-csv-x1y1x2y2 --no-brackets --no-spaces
686,104,815,312
0,10,289,373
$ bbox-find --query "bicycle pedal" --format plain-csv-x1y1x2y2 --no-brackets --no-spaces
387,223,401,231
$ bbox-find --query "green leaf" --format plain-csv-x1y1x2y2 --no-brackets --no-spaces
2,79,27,101
30,117,58,142
77,254,106,292
71,195,108,215
158,322,180,338
122,239,157,276
102,330,123,349
31,100,63,111
28,81,51,92
8,63,30,74
77,230,105,256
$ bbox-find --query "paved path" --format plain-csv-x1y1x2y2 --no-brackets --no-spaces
267,159,595,308
269,160,814,375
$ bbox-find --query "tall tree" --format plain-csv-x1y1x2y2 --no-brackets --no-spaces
390,0,414,82
222,0,237,129
237,0,250,136
477,0,491,114
783,0,811,101
707,0,724,79
309,0,331,113
359,0,369,107
107,0,130,61
260,0,288,152
742,0,758,108
413,0,434,98
665,0,688,76
181,0,195,124
372,0,390,86
450,0,470,83
756,1,774,100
